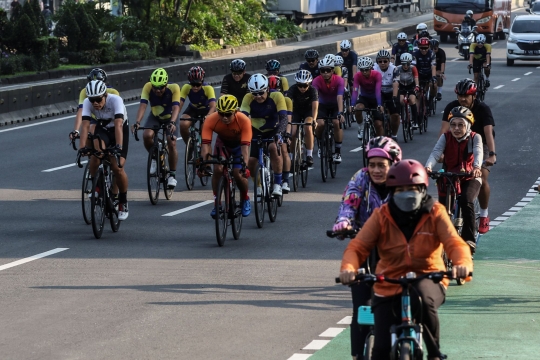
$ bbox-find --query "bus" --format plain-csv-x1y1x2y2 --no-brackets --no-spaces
434,0,511,43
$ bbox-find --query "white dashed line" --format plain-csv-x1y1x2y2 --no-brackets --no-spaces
302,340,330,350
491,42,497,45
525,72,532,75
512,78,521,81
337,316,352,324
494,85,504,89
350,146,363,152
162,200,213,216
0,248,69,271
42,161,87,172
287,355,312,360
451,58,460,62
319,328,346,337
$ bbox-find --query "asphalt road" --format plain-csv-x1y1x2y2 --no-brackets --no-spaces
0,10,539,360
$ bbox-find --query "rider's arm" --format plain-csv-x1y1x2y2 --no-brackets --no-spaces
472,134,483,169
425,134,447,169
219,75,230,97
169,83,181,124
337,77,345,113
375,73,382,106
351,73,360,106
431,52,437,77
72,88,87,137
340,211,381,272
351,51,358,78
280,76,289,94
238,113,252,164
239,93,252,116
335,170,366,227
439,103,452,136
311,100,319,121
483,125,495,155
114,116,124,151
468,44,475,66
412,66,419,86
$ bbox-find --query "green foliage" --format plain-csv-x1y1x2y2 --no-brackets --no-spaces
98,41,116,63
115,49,140,62
74,5,99,51
121,41,151,60
0,56,22,75
32,37,49,70
30,0,48,36
53,8,80,53
14,14,37,55
22,1,37,26
19,54,37,72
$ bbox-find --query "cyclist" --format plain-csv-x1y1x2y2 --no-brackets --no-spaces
132,68,181,189
440,79,496,234
393,53,420,129
266,59,289,94
219,59,251,103
299,49,320,79
241,74,288,197
374,49,400,141
178,66,217,145
335,55,349,87
339,159,473,360
288,69,319,167
391,32,413,66
426,106,483,255
312,55,345,164
200,95,252,218
352,57,383,140
336,39,358,88
468,34,491,88
411,23,429,46
462,10,477,28
332,136,401,360
80,80,130,221
432,39,446,101
412,37,437,112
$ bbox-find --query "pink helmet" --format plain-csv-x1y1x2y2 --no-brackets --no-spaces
366,136,402,163
386,159,429,188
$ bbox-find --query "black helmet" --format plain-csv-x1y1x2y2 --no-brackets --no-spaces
454,78,477,96
304,49,319,60
87,68,107,83
230,59,246,72
419,30,430,39
431,39,440,48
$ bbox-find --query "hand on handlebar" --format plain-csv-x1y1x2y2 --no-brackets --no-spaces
414,85,420,94
339,270,357,285
69,130,80,141
242,168,251,179
78,147,90,156
467,64,473,70
131,122,140,134
472,167,482,178
425,166,432,174
452,265,470,280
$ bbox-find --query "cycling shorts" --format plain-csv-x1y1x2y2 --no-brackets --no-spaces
143,113,179,138
382,92,398,114
183,106,208,119
250,129,279,159
317,103,339,119
399,84,416,96
214,137,244,170
472,59,487,73
418,73,432,85
292,108,313,123
93,121,129,159
356,96,383,121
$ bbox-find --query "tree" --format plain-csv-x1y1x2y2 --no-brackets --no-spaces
30,0,49,36
53,8,80,53
74,5,99,51
14,13,37,54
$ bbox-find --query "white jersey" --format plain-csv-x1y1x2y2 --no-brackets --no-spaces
374,63,396,94
82,93,128,128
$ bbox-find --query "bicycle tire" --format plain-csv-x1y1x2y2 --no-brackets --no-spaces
345,96,352,128
147,147,160,205
301,133,309,188
362,120,370,167
398,341,412,360
292,138,301,192
363,332,375,360
268,167,278,222
231,178,242,240
401,106,409,144
91,170,105,239
407,104,414,141
184,137,195,190
418,97,424,135
254,164,265,228
108,171,120,232
328,133,336,179
320,137,328,182
163,149,174,200
81,161,92,225
215,176,228,246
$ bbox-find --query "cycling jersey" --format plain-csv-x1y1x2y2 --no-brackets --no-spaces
78,87,119,108
469,43,491,62
412,49,436,76
442,99,495,140
311,74,345,105
139,82,181,120
288,84,319,111
81,93,127,128
299,62,320,79
278,76,289,93
374,63,396,94
391,42,414,65
393,65,418,86
434,48,446,70
240,92,288,133
180,84,216,110
220,73,251,103
336,50,358,77
284,96,293,116
351,70,382,106
201,112,252,148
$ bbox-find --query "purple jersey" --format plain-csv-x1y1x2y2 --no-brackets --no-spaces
311,74,345,105
351,70,382,106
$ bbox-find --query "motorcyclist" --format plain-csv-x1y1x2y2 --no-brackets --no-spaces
462,10,476,29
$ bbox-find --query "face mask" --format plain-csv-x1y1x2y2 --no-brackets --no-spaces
393,191,423,212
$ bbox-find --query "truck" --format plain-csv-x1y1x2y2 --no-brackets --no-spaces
433,0,511,43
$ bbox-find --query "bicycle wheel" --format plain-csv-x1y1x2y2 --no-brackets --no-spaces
362,332,375,360
91,170,105,239
418,98,424,135
267,166,278,222
215,176,228,246
407,105,414,141
401,106,409,144
254,164,265,228
108,171,120,233
184,137,195,190
320,136,328,182
328,133,336,179
291,138,301,192
163,149,174,200
301,141,309,188
398,341,412,360
147,147,160,205
81,161,92,225
231,179,242,240
362,121,370,167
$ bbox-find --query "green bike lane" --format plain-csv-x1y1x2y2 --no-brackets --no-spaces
305,194,540,359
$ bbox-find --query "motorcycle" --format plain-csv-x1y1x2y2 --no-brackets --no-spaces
454,24,477,60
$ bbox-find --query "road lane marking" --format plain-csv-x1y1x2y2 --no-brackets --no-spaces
494,85,504,89
162,200,213,216
525,72,532,75
42,161,87,172
350,146,363,152
0,248,69,271
337,316,352,324
512,78,520,81
287,355,311,360
319,328,346,337
451,58,460,62
491,42,497,45
302,340,330,350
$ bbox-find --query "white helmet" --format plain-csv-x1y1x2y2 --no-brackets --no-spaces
416,23,428,32
294,69,313,84
334,55,344,66
400,53,413,64
247,74,268,93
466,10,473,17
86,80,107,97
318,54,335,68
357,57,374,70
397,32,407,40
376,49,391,60
476,34,486,43
340,40,352,50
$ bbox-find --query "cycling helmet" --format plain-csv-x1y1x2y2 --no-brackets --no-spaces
268,75,281,90
431,39,440,48
334,55,344,66
266,59,281,72
454,78,477,95
366,136,402,163
87,68,107,83
318,55,335,68
419,30,431,39
188,66,205,82
416,23,428,32
357,57,374,70
466,10,473,17
376,49,391,60
247,74,268,92
150,68,168,87
230,59,246,72
294,69,313,84
397,32,408,40
340,39,352,50
400,53,413,64
216,94,238,113
386,159,429,188
86,80,107,97
476,34,486,44
304,49,319,60
448,106,475,125
418,37,431,48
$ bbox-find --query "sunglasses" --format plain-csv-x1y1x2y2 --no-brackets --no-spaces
218,111,234,117
190,82,202,87
341,48,350,52
306,59,317,63
320,68,333,74
377,60,389,64
152,85,166,90
267,70,279,75
360,68,371,73
89,96,104,103
419,47,429,51
232,71,244,76
296,83,309,89
251,91,266,97
398,39,406,42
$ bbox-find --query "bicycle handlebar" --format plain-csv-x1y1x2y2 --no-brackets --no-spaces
134,122,176,142
335,270,473,284
326,229,358,238
76,134,122,169
427,171,472,179
69,134,80,150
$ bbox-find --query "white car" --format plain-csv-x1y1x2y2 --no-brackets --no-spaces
526,2,540,14
507,14,540,66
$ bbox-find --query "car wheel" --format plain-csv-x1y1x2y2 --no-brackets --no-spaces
506,58,514,66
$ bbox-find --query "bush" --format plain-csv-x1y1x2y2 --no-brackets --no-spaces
32,37,49,70
19,54,37,72
115,49,140,62
0,56,22,75
54,8,80,53
48,50,60,69
74,5,99,51
121,41,150,60
30,0,48,36
98,41,115,63
14,14,37,55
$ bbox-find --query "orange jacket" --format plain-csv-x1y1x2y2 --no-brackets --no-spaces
341,202,473,297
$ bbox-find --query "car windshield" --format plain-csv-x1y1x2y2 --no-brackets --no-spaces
512,19,540,33
533,3,540,11
435,0,492,13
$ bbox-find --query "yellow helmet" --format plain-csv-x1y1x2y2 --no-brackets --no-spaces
217,95,238,113
150,68,168,87
448,106,475,125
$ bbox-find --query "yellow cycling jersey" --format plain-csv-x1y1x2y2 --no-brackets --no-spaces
285,96,293,115
240,91,287,132
279,76,289,93
180,84,216,110
470,43,491,61
140,82,181,120
334,66,342,77
78,87,119,108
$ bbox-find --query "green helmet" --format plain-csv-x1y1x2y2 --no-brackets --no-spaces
150,68,168,87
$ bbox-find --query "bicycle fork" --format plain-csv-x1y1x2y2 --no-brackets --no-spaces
390,286,424,357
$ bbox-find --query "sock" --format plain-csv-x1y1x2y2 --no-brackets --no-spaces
274,173,282,185
480,208,488,217
169,170,176,178
289,153,293,160
242,190,249,200
283,172,290,182
119,192,127,203
335,142,342,154
411,106,418,122
438,85,442,94
307,150,313,157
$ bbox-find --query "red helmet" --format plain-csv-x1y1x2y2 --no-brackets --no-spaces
188,66,205,82
267,75,281,91
386,159,429,188
454,78,477,95
418,37,430,48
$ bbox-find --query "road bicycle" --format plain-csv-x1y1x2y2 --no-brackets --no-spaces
361,109,378,167
134,122,175,205
70,133,92,225
469,67,487,102
289,120,312,190
400,92,414,143
201,150,246,247
343,88,354,128
428,170,480,285
416,81,430,134
181,116,210,190
253,136,281,228
318,116,339,182
76,134,121,239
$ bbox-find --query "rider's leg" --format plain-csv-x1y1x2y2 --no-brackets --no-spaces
167,120,179,181
354,103,365,139
374,119,384,136
304,117,314,156
232,168,249,200
390,113,400,136
211,164,223,195
409,94,418,124
459,178,482,250
333,118,343,153
281,142,290,190
179,113,192,144
350,277,373,360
